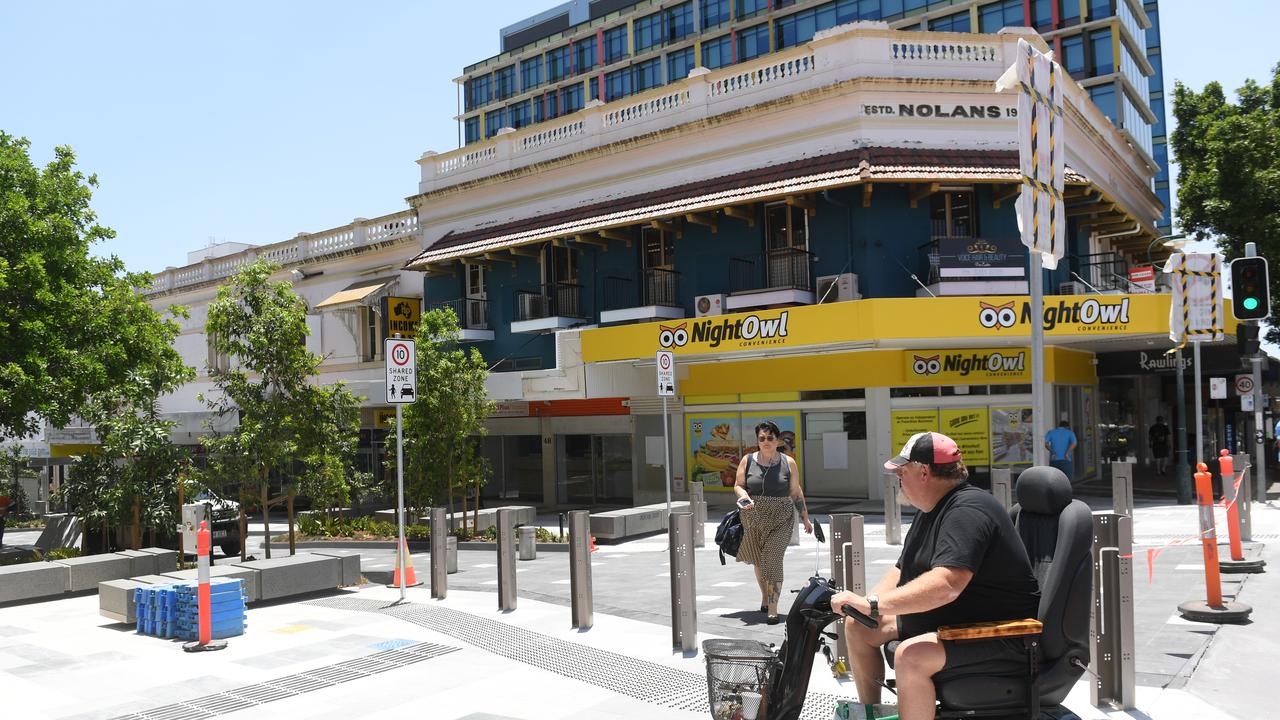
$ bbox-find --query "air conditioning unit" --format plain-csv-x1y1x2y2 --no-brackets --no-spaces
1059,281,1088,295
815,273,861,303
694,293,726,317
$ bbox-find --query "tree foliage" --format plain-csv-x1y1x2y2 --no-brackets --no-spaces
1172,65,1280,340
202,260,362,557
388,308,492,530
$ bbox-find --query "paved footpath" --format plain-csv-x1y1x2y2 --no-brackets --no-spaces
1,497,1275,719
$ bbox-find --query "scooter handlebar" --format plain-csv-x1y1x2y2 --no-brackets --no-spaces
841,604,879,629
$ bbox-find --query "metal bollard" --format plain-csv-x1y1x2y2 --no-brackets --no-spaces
568,510,593,629
1110,462,1133,517
689,484,706,548
497,509,516,611
1232,453,1253,542
990,467,1013,510
883,474,902,545
1177,464,1252,621
829,514,865,677
669,511,698,653
446,535,458,574
1090,512,1135,710
430,507,447,599
518,526,537,561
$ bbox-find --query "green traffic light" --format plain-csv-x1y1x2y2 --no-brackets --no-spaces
1244,297,1260,311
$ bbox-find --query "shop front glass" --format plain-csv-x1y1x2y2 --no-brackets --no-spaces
558,434,632,506
481,435,544,503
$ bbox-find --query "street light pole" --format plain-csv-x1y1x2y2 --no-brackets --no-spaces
1175,348,1192,504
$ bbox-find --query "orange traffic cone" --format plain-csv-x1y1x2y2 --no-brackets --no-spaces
388,538,423,588
589,535,598,553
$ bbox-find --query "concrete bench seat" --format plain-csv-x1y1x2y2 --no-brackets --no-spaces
374,505,536,531
232,553,341,601
311,550,362,586
98,579,150,623
590,501,690,540
51,554,134,592
0,563,70,604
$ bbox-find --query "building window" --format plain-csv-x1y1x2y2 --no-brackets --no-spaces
547,45,571,82
493,65,515,101
634,57,662,93
508,100,531,130
1089,28,1114,75
635,11,663,53
464,116,481,144
702,34,732,69
207,332,230,374
978,0,1022,33
466,74,491,111
604,25,628,64
1088,0,1112,20
929,10,970,32
574,39,597,73
560,82,585,113
737,0,768,19
1145,7,1160,48
1150,96,1165,137
777,3,841,49
667,46,695,82
484,108,505,138
1088,82,1117,123
736,23,770,63
766,203,809,251
665,1,694,42
1060,0,1081,23
701,0,730,27
604,66,633,101
643,227,676,269
546,245,580,284
930,191,977,238
520,57,542,91
1062,34,1085,76
358,306,382,363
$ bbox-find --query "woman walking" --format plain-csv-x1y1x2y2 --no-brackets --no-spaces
733,420,811,624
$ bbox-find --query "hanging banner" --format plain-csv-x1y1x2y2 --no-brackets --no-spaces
991,406,1035,465
1165,252,1224,346
998,39,1066,269
940,408,991,466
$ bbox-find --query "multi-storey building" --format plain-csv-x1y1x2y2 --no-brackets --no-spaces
457,0,1170,233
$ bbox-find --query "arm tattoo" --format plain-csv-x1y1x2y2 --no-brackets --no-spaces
793,497,807,516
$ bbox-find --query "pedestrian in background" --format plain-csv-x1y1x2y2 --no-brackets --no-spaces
1149,416,1170,475
733,420,811,624
0,496,11,547
1045,420,1078,482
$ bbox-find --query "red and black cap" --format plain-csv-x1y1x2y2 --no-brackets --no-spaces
884,432,962,471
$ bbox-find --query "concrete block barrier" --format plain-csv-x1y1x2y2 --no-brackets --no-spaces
591,501,690,540
232,553,341,601
114,549,157,577
164,565,262,603
52,554,133,592
98,579,150,623
0,563,70,603
137,547,178,573
312,550,362,586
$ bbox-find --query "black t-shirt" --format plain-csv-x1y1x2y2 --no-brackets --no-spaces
1149,423,1170,449
895,482,1040,639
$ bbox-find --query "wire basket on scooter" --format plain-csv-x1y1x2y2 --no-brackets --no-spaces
703,638,779,720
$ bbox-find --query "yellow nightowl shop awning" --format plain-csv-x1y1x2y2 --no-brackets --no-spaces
313,277,398,309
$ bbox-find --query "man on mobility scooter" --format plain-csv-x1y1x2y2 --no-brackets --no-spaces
829,432,1040,720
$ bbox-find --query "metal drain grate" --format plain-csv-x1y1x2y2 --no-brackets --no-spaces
109,641,458,720
307,596,854,720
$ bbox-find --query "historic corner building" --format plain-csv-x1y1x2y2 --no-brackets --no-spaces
401,7,1199,509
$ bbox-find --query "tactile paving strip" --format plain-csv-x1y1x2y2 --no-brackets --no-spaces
306,595,855,719
109,641,458,719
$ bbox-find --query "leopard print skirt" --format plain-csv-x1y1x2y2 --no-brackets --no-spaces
736,495,793,584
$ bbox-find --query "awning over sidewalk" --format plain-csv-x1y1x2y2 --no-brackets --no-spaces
314,277,398,309
404,147,1096,271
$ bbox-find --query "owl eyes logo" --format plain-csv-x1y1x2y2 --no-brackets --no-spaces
978,301,1018,330
912,354,941,375
659,322,689,348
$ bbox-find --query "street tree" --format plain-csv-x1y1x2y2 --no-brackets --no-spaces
1172,64,1280,340
202,260,362,558
2,133,174,437
389,307,492,534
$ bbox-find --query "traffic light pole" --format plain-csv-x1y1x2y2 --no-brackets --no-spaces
1246,242,1268,500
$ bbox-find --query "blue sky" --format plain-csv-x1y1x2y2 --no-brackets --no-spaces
0,0,1274,273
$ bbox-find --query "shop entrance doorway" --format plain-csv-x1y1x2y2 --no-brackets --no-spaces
559,434,632,506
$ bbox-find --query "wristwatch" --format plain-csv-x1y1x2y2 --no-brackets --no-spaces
866,594,879,618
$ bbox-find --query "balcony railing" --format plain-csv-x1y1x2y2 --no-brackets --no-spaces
730,248,814,294
514,282,585,321
603,267,681,310
1072,252,1131,293
431,297,491,330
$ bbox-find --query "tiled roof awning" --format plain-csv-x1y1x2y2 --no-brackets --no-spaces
314,277,398,309
404,147,1090,270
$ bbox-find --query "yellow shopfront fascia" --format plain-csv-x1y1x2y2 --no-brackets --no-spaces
582,294,1229,362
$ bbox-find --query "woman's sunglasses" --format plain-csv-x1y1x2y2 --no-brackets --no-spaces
758,434,777,442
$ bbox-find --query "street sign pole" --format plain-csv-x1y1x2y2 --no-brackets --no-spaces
663,396,671,516
395,402,406,603
1031,251,1047,466
385,335,417,603
1194,340,1204,465
656,350,676,516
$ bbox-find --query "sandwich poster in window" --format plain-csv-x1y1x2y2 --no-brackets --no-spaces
741,412,801,481
688,414,744,490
